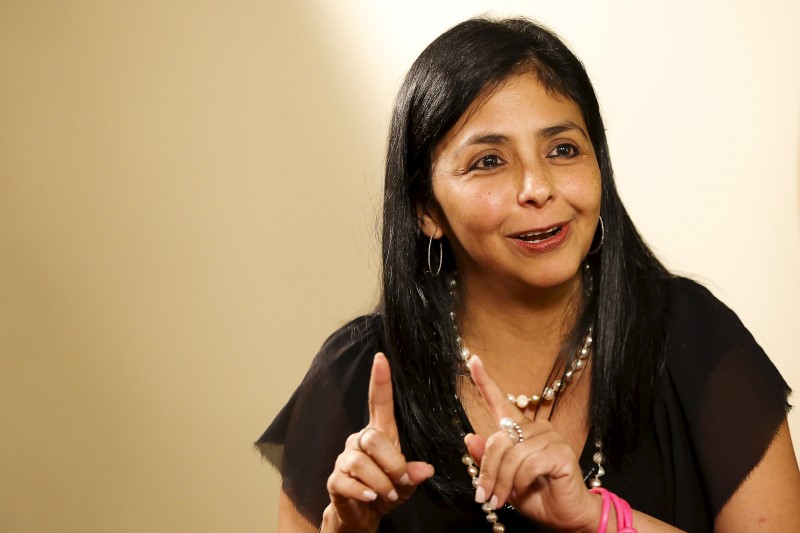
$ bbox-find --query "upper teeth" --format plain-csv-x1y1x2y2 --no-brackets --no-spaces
519,226,559,238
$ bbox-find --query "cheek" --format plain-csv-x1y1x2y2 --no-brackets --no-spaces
450,188,506,233
562,169,601,213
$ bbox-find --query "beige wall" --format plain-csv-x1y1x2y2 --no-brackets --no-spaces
1,1,798,531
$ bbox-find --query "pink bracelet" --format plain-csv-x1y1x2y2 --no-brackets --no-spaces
589,488,637,533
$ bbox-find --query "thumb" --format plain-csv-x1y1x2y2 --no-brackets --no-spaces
464,433,487,467
406,461,435,485
395,461,435,501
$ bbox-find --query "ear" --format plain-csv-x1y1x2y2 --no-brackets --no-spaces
415,201,444,240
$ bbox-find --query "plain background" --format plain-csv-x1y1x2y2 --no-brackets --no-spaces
1,1,798,531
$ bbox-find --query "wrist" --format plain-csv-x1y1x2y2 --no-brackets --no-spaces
320,504,378,533
573,492,617,533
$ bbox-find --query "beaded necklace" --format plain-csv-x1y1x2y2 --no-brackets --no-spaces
446,275,605,531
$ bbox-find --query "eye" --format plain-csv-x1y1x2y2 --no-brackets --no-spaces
547,143,580,159
470,154,505,171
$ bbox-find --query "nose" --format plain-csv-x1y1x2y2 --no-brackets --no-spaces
516,160,554,207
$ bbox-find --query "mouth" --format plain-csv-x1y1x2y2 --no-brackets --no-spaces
513,225,564,243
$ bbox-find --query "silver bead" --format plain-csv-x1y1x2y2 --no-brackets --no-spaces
486,512,498,523
593,451,604,464
461,454,473,466
507,393,516,403
553,379,563,391
564,370,574,382
449,311,456,320
472,477,480,487
590,477,602,488
580,347,589,358
586,336,593,346
574,359,585,370
515,394,529,409
467,465,478,477
455,335,462,345
460,347,470,360
481,502,493,512
530,394,540,404
448,278,457,288
493,523,506,532
500,417,515,431
543,387,554,401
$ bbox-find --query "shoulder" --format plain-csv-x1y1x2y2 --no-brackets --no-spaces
665,276,737,325
662,275,788,397
299,314,386,406
308,313,385,376
663,277,759,370
320,313,384,353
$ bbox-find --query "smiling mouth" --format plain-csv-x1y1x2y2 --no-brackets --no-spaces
514,226,563,243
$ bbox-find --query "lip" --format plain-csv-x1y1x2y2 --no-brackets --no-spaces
510,222,571,253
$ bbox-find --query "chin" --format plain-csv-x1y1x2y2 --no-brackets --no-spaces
520,267,583,292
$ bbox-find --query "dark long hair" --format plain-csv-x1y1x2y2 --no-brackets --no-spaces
380,16,671,498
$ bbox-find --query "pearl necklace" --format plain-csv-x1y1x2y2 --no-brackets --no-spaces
446,275,606,531
447,276,594,411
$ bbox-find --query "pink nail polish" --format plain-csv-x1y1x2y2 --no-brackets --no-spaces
363,489,377,501
399,473,410,485
388,489,399,501
489,494,499,510
474,486,486,503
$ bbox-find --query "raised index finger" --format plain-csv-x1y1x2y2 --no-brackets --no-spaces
368,352,397,436
468,355,522,424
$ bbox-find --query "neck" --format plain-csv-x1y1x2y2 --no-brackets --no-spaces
454,271,584,368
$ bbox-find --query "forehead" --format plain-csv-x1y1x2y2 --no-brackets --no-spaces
434,73,586,154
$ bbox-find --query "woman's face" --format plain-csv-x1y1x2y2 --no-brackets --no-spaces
421,73,601,295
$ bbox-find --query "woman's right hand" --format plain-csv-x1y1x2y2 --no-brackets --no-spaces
322,352,435,533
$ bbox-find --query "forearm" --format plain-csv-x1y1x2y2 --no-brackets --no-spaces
320,504,378,533
627,510,685,533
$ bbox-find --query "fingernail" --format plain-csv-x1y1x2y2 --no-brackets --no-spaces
387,489,399,501
474,485,486,503
399,473,410,486
363,489,377,501
467,354,480,370
489,494,499,510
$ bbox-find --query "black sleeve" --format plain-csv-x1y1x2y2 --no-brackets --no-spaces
255,315,382,526
665,279,792,516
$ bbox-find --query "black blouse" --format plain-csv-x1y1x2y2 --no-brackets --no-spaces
256,278,791,531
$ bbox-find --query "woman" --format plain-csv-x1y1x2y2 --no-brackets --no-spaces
257,17,799,532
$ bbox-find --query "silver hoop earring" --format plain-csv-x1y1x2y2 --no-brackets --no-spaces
588,216,604,255
427,236,443,276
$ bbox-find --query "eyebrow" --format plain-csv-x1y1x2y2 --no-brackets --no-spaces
454,120,589,157
538,120,589,140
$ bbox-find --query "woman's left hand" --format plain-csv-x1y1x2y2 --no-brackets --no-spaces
465,355,600,532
